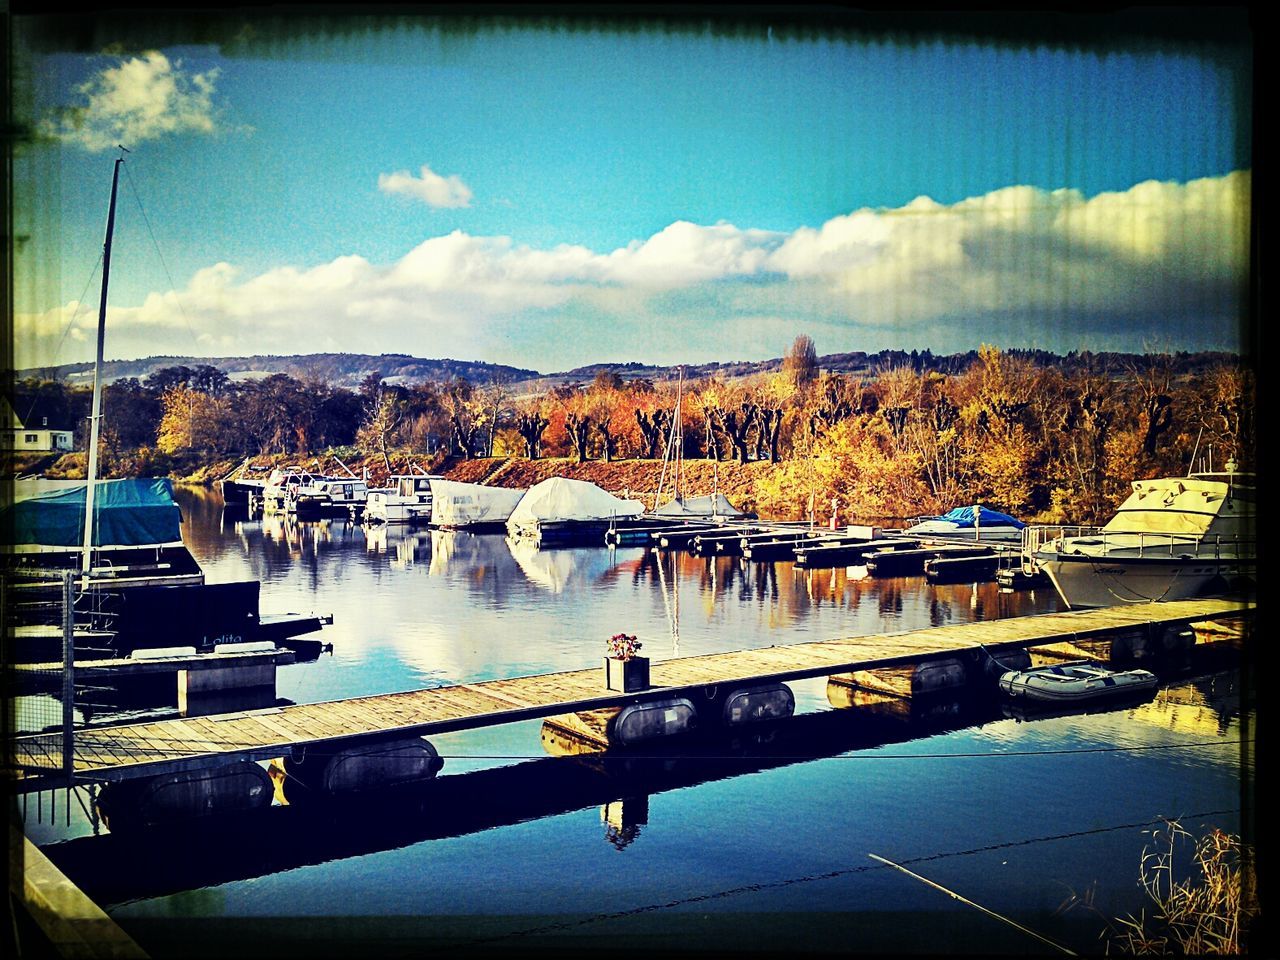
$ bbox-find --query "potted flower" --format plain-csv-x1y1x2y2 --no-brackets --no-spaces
604,633,649,692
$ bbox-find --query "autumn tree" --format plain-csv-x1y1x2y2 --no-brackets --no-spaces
439,376,485,459
356,378,405,472
513,392,551,459
155,386,238,456
782,334,819,390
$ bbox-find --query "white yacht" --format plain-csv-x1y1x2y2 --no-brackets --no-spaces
1022,467,1254,609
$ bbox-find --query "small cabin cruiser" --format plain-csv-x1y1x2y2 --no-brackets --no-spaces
256,467,367,518
1022,469,1255,609
997,660,1159,703
364,475,441,525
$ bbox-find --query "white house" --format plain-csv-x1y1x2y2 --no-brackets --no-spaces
1,394,75,453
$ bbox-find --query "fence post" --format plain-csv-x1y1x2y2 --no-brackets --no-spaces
62,571,75,785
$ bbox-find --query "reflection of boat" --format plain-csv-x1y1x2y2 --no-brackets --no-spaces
507,540,617,593
1023,470,1255,609
904,505,1025,541
997,660,1159,703
506,478,644,546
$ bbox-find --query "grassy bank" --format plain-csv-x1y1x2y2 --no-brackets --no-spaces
20,450,910,523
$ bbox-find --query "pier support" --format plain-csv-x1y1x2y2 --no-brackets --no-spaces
719,683,795,725
832,658,970,698
177,641,281,715
96,760,274,831
283,737,443,801
543,697,698,753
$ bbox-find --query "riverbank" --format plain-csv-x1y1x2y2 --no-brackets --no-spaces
18,451,841,521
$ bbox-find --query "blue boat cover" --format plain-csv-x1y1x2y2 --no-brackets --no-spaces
5,478,184,547
936,505,1025,529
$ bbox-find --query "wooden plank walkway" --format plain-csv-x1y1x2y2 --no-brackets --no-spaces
4,598,1251,791
9,649,296,685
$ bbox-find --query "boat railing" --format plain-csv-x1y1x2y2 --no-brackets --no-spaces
1021,524,1255,573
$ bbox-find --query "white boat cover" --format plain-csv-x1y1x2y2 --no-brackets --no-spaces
506,477,645,533
651,493,744,518
430,479,527,527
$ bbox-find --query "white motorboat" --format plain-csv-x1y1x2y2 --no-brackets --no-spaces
364,474,441,525
997,660,1159,703
1022,469,1254,608
256,467,368,517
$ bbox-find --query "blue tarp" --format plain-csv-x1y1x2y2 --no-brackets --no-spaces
936,506,1025,529
5,478,185,547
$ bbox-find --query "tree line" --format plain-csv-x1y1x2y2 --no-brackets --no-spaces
10,340,1254,523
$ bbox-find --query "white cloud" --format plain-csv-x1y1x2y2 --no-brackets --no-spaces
13,171,1251,371
40,51,233,152
378,164,474,208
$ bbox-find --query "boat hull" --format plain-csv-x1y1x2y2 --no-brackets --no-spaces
1036,552,1251,609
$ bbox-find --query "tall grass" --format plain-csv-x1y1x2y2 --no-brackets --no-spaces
1107,820,1258,955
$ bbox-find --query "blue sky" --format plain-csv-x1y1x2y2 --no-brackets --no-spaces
13,16,1253,372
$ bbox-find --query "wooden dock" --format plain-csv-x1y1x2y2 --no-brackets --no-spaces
8,648,297,689
5,598,1251,792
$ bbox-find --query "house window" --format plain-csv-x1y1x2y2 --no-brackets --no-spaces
25,434,38,443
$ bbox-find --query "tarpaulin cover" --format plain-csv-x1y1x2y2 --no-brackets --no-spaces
507,477,644,532
5,478,184,547
936,506,1025,529
430,479,527,527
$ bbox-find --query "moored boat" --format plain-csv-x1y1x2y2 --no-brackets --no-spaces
218,458,267,507
364,474,441,525
506,477,644,547
2,152,330,662
904,505,1025,541
428,478,526,530
1023,469,1255,609
997,660,1159,703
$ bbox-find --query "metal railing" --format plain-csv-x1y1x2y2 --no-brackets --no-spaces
3,571,78,784
1020,524,1256,574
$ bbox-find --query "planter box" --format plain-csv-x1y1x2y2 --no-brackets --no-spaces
604,655,650,693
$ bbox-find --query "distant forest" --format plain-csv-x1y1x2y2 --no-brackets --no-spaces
9,341,1254,523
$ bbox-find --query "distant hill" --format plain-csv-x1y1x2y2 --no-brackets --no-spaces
16,348,1245,391
19,353,542,390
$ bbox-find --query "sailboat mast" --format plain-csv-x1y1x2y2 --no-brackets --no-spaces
80,152,125,582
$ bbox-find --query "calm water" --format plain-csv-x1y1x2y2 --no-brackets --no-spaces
19,486,1251,956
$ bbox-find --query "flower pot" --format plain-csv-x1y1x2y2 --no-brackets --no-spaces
604,655,650,693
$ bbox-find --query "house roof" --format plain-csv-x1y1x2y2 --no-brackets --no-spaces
4,394,75,431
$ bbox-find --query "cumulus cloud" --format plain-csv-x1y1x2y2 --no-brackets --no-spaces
378,164,474,208
14,171,1251,370
40,51,234,152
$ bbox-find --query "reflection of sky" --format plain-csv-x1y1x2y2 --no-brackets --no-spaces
168,489,1077,708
